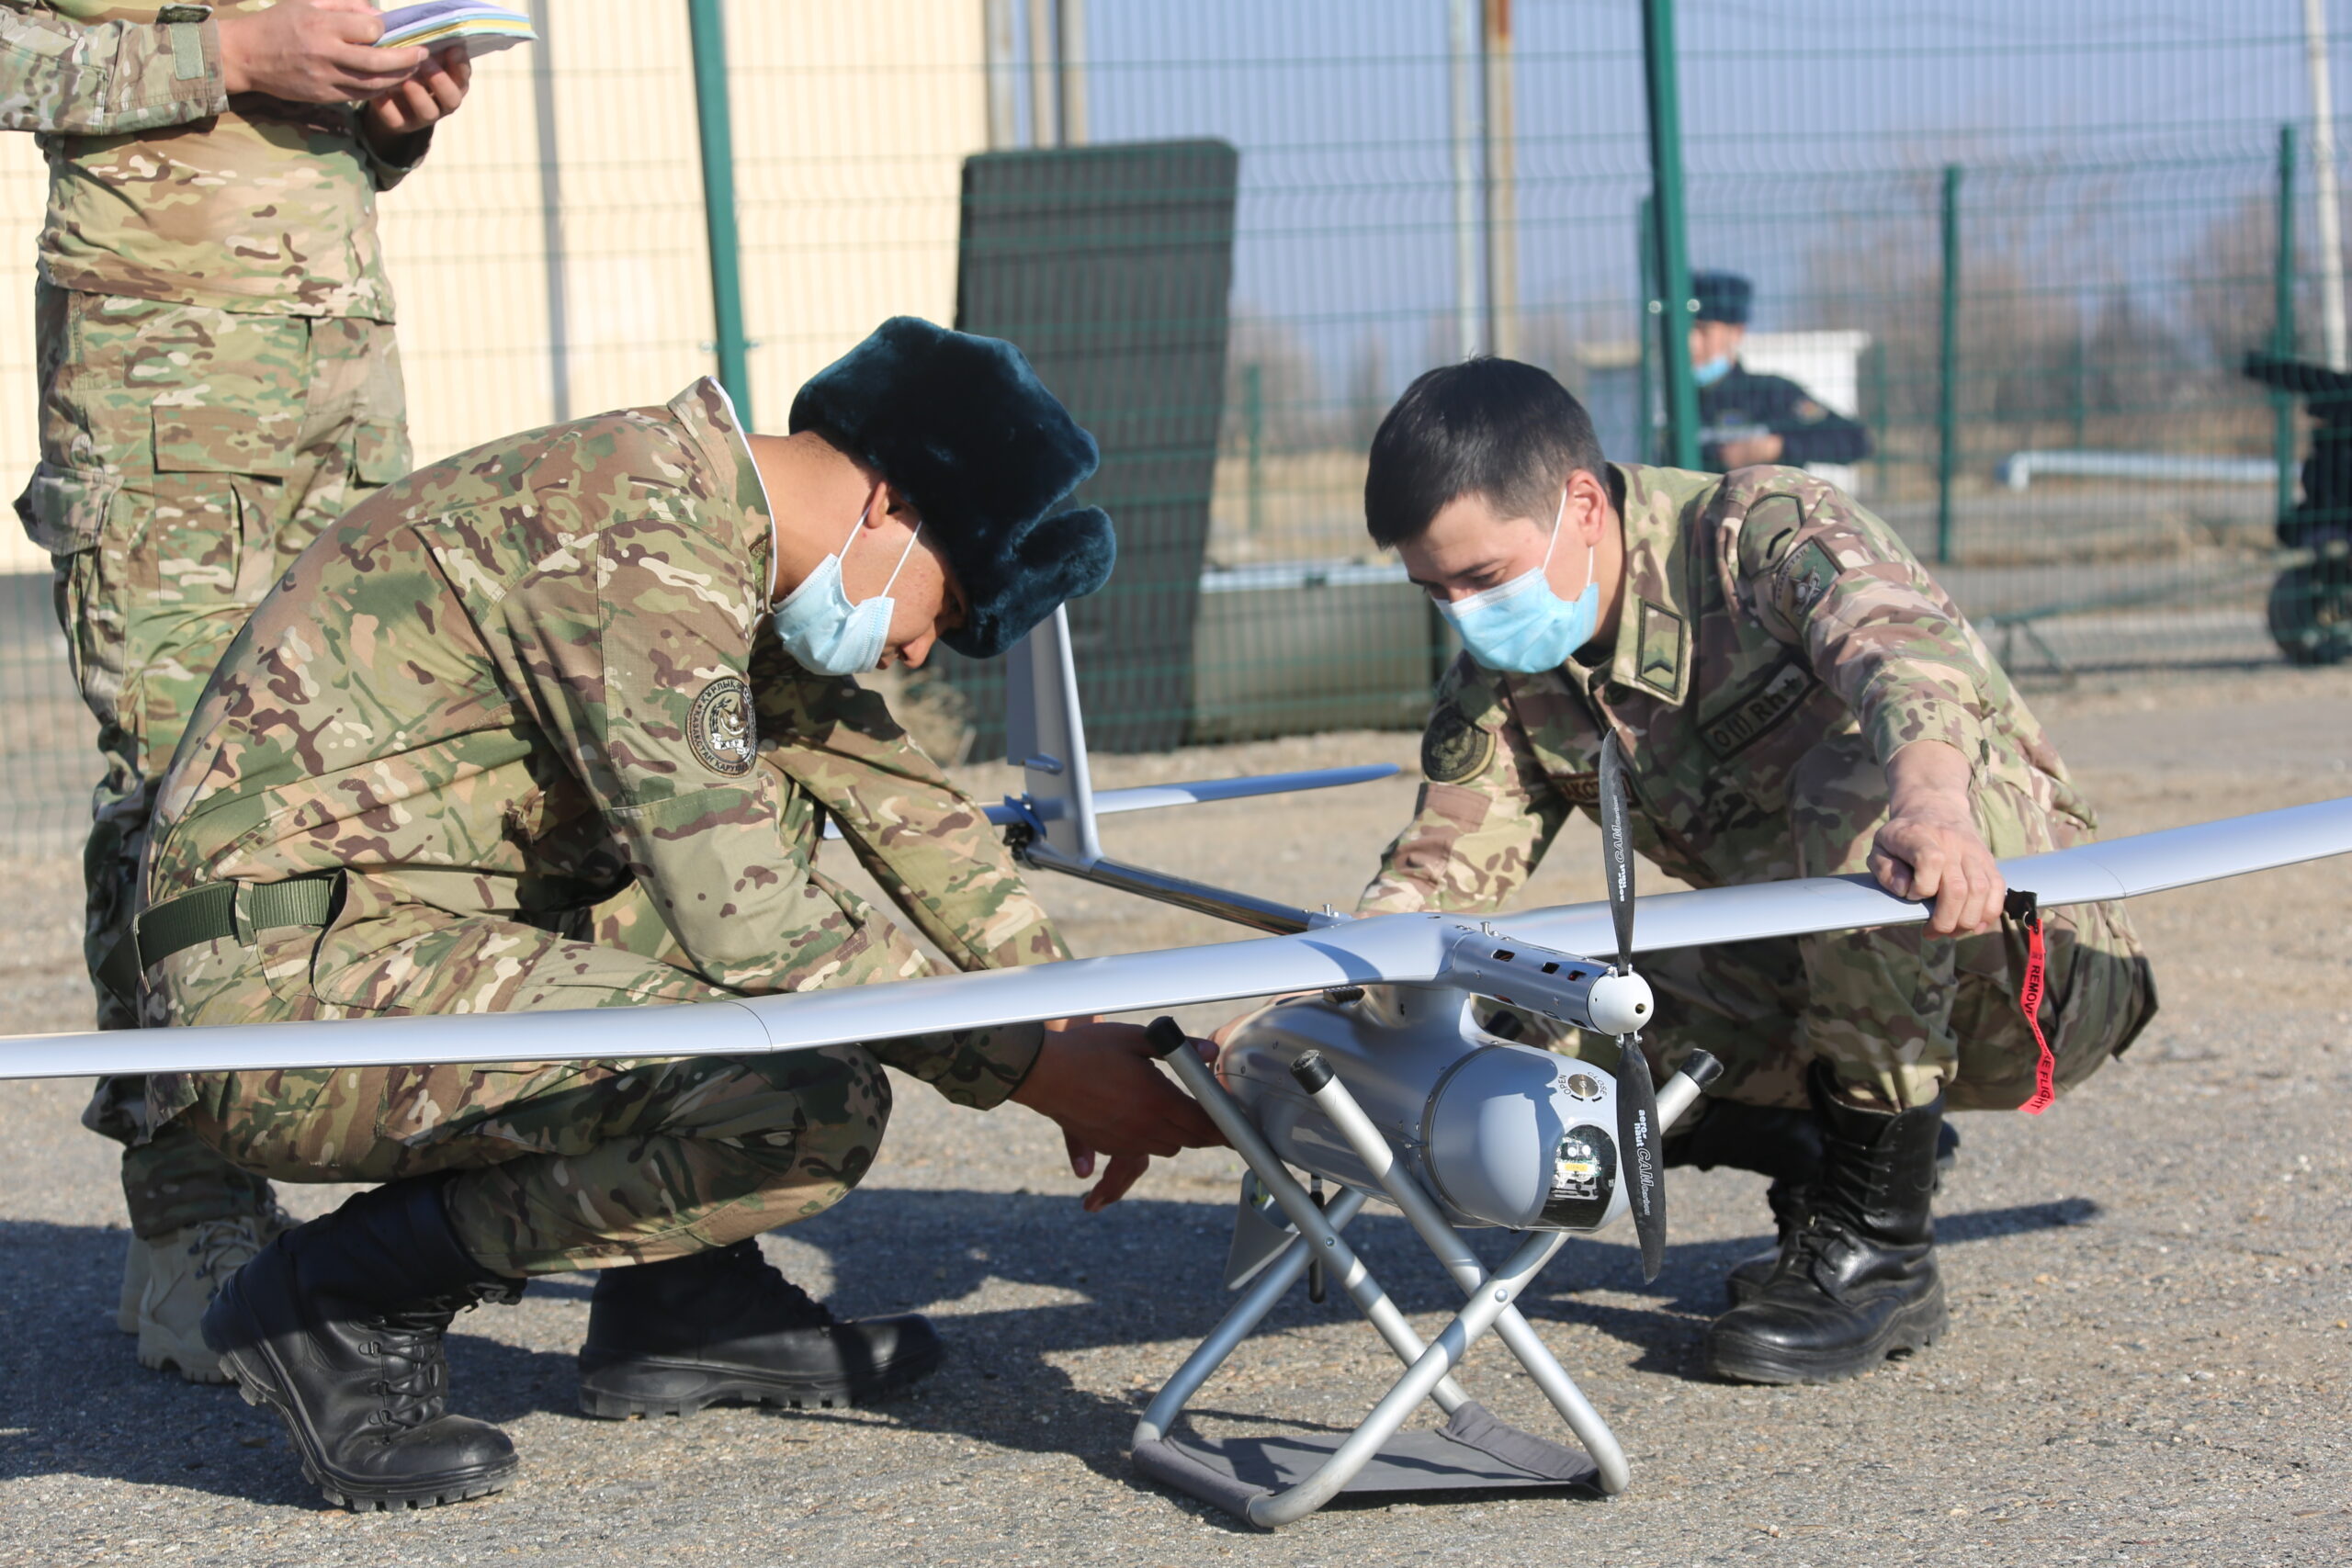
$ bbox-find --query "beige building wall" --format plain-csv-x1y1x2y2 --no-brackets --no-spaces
0,0,988,574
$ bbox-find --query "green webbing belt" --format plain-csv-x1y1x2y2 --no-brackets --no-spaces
95,875,342,1005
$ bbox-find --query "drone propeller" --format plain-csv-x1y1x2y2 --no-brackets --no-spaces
1598,731,1666,1283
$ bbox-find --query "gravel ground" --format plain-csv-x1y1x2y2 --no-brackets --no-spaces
1,664,2348,1567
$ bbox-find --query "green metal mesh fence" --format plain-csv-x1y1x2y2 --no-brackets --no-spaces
3,1,2346,855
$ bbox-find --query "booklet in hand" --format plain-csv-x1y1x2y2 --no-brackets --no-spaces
378,2,538,58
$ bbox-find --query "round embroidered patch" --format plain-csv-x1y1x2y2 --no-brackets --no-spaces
689,676,757,776
1420,705,1495,784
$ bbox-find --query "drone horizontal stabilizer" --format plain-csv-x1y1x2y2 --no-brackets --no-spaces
0,795,2345,1083
815,765,1402,840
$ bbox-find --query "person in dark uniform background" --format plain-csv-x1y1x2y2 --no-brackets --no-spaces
1690,270,1871,473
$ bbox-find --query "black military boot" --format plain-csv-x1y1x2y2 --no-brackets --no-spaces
577,1239,944,1417
1702,1066,1949,1384
1724,1176,1814,1306
1667,1098,1961,1307
201,1175,525,1511
1723,1122,1961,1304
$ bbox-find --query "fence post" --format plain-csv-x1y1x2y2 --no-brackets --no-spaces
1449,0,1481,359
1640,0,1700,469
2069,314,2088,449
527,0,569,423
1243,363,1264,536
2277,123,2301,521
687,0,752,424
1869,336,1889,498
1481,0,1518,359
1936,163,1961,565
1635,196,1657,464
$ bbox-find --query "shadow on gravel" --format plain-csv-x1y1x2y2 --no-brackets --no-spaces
1510,1197,2105,1373
0,1191,2109,1506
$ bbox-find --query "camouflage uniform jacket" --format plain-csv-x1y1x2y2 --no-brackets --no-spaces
148,378,1069,1107
3,1,427,317
1362,462,2101,911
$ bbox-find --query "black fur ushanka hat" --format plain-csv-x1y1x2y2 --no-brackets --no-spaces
789,317,1116,660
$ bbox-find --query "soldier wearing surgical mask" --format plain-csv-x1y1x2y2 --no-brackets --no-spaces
1687,270,1871,474
116,319,1225,1511
1357,358,2152,1388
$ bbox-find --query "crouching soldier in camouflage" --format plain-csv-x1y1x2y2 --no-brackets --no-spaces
121,319,1222,1510
1356,359,2155,1385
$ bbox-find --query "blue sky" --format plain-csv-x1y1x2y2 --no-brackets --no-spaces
1028,1,2350,395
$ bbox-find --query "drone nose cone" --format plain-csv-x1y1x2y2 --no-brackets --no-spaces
1587,972,1654,1037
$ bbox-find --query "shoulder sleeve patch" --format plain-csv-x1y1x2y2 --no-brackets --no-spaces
1736,493,1809,579
1420,704,1497,784
689,676,758,776
1786,538,1842,614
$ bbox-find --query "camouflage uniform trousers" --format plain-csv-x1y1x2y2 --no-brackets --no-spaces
14,280,411,1235
152,877,896,1276
1567,732,2154,1113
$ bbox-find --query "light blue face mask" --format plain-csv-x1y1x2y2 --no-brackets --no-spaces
1436,490,1600,674
770,502,922,677
1692,354,1733,388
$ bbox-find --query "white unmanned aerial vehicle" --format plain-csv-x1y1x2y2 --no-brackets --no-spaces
4,609,2348,1528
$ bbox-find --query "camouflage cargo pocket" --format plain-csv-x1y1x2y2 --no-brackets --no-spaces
14,462,119,557
352,419,412,486
17,465,127,716
142,403,299,607
153,405,299,479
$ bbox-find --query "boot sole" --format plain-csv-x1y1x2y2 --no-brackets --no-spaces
576,1341,944,1420
1703,1281,1949,1385
209,1302,516,1512
137,1331,233,1385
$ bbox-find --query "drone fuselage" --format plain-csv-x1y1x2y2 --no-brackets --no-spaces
1217,987,1632,1233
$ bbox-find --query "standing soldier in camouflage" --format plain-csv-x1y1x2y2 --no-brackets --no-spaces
1355,359,2154,1384
120,319,1223,1510
3,0,469,1381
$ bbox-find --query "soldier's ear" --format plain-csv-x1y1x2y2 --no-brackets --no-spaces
1564,467,1611,542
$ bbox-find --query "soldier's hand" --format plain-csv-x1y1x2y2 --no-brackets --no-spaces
1872,740,2007,937
364,45,471,139
1717,433,1785,468
1011,1020,1225,1213
218,0,428,102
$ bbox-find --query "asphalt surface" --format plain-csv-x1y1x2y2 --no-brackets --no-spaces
0,664,2347,1567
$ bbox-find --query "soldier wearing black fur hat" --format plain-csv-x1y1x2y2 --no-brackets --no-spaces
119,318,1222,1510
1689,271,1872,473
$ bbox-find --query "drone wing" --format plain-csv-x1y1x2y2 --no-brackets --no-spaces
1503,794,2352,959
0,795,2346,1082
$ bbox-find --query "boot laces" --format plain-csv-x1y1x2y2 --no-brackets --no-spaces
179,1217,274,1282
1772,1128,1885,1294
357,1314,450,1433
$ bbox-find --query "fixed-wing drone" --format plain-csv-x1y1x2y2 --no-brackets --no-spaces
4,607,2349,1528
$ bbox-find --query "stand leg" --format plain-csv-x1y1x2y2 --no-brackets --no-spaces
1250,1230,1564,1529
1133,1188,1368,1448
1162,1045,1471,1411
1295,1055,1634,1494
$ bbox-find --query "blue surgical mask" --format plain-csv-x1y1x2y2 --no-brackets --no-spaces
770,502,922,677
1436,490,1600,674
1692,354,1733,388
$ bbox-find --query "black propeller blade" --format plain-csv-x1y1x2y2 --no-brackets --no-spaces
1598,732,1666,1283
